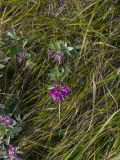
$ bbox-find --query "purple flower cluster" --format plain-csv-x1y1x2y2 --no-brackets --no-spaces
49,83,70,101
48,49,62,64
0,115,13,127
6,145,20,160
7,145,16,155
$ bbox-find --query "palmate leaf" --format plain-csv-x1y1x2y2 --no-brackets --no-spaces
49,66,70,82
6,32,20,41
49,41,61,52
49,40,78,58
49,66,60,81
49,40,76,57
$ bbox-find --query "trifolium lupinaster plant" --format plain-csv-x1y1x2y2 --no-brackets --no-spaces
48,40,78,101
0,114,22,160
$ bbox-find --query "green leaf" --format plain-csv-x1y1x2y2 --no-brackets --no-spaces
49,66,70,81
7,31,20,41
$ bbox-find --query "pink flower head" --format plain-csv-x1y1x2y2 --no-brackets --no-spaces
3,116,13,127
7,145,16,155
49,83,70,101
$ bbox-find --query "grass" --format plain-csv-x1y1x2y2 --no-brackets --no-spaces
0,0,120,159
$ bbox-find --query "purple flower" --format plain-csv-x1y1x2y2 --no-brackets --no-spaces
0,115,13,127
49,83,70,101
48,49,63,64
6,145,20,160
55,53,62,64
60,84,69,96
48,49,54,56
16,52,25,64
6,145,16,155
3,116,13,127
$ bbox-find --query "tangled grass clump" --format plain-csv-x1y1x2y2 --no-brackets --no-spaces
0,0,120,160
